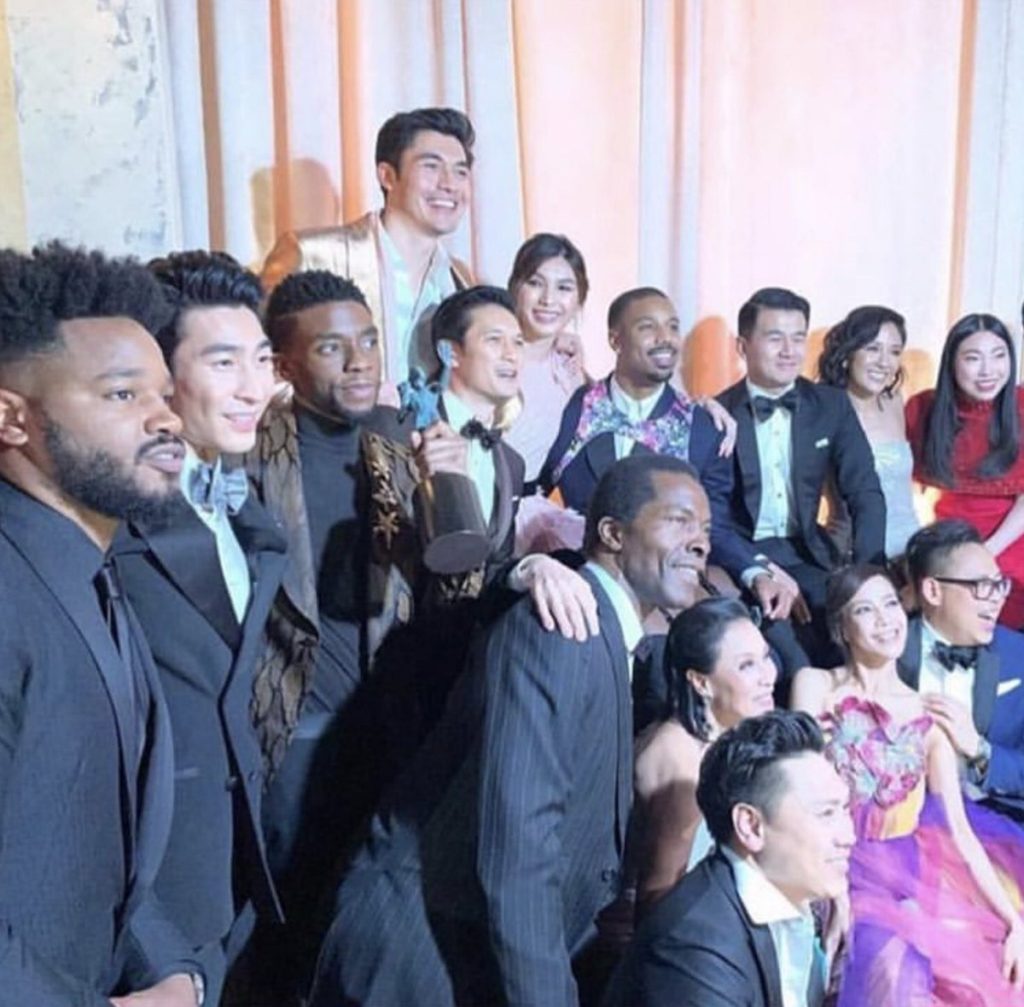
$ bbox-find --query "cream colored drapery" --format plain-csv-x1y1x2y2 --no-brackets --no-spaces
2,0,1022,394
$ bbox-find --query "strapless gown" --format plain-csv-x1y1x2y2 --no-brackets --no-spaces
823,696,1024,1005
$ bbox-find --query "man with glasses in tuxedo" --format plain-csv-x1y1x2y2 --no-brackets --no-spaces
899,519,1024,822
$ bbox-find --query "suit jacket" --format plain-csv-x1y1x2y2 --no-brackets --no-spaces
311,569,633,1007
715,377,886,578
0,481,196,1004
114,494,288,995
899,616,1024,815
540,378,756,574
261,211,474,384
609,850,783,1007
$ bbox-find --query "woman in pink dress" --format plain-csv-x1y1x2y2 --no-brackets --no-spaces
793,565,1024,1004
906,313,1024,626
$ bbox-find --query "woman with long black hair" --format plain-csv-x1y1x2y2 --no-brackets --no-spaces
905,313,1024,625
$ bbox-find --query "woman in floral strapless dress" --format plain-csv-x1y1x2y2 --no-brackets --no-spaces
793,565,1024,1004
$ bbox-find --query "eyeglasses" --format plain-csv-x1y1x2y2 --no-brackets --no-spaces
932,575,1012,601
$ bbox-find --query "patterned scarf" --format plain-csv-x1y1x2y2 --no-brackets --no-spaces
550,380,695,484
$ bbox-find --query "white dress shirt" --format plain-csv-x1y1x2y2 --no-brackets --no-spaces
609,376,664,460
747,379,798,541
181,449,251,622
721,845,823,1007
918,619,976,716
378,221,458,375
584,560,645,669
443,390,496,522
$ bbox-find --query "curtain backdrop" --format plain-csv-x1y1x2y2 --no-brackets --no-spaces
3,0,1022,394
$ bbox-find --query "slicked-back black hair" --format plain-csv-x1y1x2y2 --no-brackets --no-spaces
737,287,810,339
147,249,263,363
430,285,516,355
583,454,699,553
265,270,370,350
697,710,824,845
375,107,475,179
607,286,669,331
905,519,984,589
0,242,171,368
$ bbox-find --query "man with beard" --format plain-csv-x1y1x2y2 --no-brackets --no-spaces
113,251,286,1004
309,455,711,1007
0,243,201,1005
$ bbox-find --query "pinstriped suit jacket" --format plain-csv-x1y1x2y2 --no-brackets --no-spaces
310,568,633,1007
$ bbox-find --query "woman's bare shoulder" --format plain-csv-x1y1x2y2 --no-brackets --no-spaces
635,721,703,798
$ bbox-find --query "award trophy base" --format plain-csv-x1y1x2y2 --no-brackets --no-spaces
414,471,491,575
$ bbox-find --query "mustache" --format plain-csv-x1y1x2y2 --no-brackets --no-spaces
135,433,184,462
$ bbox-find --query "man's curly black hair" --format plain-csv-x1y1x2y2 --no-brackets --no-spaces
0,242,172,368
265,270,369,350
146,249,263,363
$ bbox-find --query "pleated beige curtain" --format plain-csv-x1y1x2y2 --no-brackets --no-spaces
157,0,1024,395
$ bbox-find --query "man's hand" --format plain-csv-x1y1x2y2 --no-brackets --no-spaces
697,396,738,457
752,566,810,624
410,420,469,481
110,973,198,1007
922,693,982,759
511,555,599,641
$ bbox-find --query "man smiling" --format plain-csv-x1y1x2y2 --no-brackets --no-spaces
113,251,286,1004
263,107,476,395
0,244,200,1006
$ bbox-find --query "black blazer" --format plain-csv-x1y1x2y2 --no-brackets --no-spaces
608,850,783,1007
715,377,886,576
540,379,756,574
899,616,1024,816
116,495,288,992
311,569,634,1007
0,481,195,1005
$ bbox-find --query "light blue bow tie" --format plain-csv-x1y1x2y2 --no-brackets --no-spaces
188,461,249,515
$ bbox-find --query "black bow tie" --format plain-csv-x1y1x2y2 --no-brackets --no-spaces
751,390,798,422
461,419,502,451
933,641,980,672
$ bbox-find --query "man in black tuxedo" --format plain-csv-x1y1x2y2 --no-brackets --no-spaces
899,520,1024,822
310,454,712,1007
0,244,202,1005
114,251,288,1003
717,287,886,662
611,711,853,1007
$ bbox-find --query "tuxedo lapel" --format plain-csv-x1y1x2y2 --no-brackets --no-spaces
583,433,616,485
489,442,516,549
789,380,813,530
972,647,998,735
585,569,633,855
732,390,762,526
131,511,241,652
898,617,924,690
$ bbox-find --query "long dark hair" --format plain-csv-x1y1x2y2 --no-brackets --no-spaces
665,598,753,742
818,305,906,395
922,313,1018,486
507,233,589,307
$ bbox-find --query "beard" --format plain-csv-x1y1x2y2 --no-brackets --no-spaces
42,417,188,525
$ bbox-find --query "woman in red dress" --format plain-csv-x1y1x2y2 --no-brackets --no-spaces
906,313,1024,626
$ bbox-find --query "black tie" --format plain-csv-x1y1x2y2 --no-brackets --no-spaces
461,418,502,451
95,559,150,767
933,641,980,672
751,390,798,422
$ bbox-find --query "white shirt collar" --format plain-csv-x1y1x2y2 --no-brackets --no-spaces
180,444,220,500
583,560,644,655
921,617,953,650
609,375,664,422
721,844,808,925
377,212,451,283
746,378,796,401
442,389,477,431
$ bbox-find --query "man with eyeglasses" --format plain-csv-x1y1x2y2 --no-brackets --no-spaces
899,519,1024,823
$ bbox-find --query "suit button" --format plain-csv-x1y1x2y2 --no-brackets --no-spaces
225,775,240,791
600,868,620,884
248,769,262,785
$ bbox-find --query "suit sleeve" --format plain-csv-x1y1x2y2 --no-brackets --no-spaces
0,640,112,1006
120,892,205,992
634,933,754,1007
475,607,590,1006
830,393,886,563
691,407,757,579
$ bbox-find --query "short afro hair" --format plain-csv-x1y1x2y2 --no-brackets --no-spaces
265,270,370,350
0,241,171,368
147,249,263,363
607,286,669,331
583,454,700,553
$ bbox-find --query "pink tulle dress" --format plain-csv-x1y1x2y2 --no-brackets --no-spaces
822,696,1024,1005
